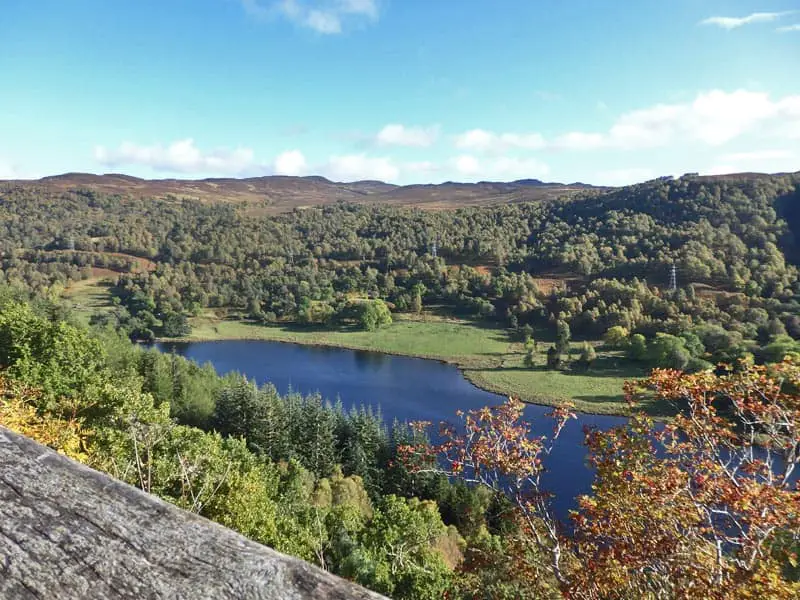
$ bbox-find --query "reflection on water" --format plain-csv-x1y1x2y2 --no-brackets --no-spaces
353,349,388,369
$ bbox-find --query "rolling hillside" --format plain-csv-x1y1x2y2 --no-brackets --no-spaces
2,172,603,212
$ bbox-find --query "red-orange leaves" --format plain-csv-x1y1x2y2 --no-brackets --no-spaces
570,359,800,599
405,360,800,599
400,397,577,587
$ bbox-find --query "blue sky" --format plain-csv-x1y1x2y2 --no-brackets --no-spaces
1,0,799,185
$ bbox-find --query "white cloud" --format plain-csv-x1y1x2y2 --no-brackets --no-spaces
95,139,315,177
322,154,400,181
405,160,440,175
95,139,257,175
453,128,546,153
375,124,439,147
777,24,800,32
593,168,655,186
719,149,794,162
273,150,308,175
700,12,792,29
91,88,799,185
451,155,550,181
707,149,799,175
92,141,434,182
553,131,606,150
453,155,481,175
453,130,494,152
305,9,342,33
242,0,378,34
705,164,738,176
549,90,800,150
500,133,548,150
338,0,377,18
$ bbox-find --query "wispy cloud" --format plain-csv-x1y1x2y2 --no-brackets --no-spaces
273,150,308,175
718,149,795,162
241,0,379,34
375,124,439,147
700,11,793,30
93,90,800,184
549,90,800,150
90,137,555,184
707,149,799,176
324,154,399,181
95,139,258,175
451,155,550,181
93,140,403,182
593,168,655,187
454,129,546,153
777,23,800,32
454,88,800,154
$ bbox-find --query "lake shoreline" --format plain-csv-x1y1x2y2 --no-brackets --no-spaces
157,321,644,418
155,335,631,522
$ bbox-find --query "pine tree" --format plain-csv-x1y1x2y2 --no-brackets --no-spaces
169,350,184,407
555,320,571,355
297,394,337,477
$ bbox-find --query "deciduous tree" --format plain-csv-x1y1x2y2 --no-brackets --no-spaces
401,359,800,599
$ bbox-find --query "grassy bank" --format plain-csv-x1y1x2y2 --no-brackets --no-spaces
61,280,661,416
62,277,115,325
176,312,664,417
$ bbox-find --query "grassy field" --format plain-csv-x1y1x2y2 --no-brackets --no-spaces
62,273,116,325
187,313,509,362
55,254,661,416
62,285,661,416
179,312,663,417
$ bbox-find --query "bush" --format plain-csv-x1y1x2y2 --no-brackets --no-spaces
359,300,393,332
603,325,630,349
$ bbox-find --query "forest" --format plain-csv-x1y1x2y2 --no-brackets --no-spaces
1,172,800,597
1,172,799,376
0,281,798,599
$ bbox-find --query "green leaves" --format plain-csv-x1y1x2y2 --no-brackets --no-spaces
0,301,106,417
358,299,393,332
348,495,456,599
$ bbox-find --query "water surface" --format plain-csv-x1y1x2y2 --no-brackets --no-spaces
158,339,628,519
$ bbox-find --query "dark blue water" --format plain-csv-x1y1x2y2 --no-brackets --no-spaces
158,339,628,520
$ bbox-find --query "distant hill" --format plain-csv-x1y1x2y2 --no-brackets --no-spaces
4,170,795,213
3,172,604,213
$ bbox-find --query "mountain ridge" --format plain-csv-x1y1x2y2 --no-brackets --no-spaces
3,170,795,213
3,172,603,212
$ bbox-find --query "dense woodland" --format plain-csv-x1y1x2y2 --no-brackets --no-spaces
1,285,798,598
1,172,800,597
2,172,800,371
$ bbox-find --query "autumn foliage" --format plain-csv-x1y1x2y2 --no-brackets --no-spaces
400,359,800,599
0,376,89,461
